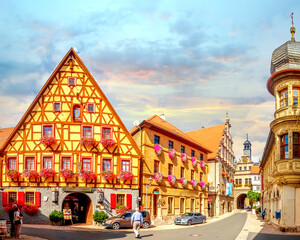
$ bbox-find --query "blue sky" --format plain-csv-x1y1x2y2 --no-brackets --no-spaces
0,0,299,161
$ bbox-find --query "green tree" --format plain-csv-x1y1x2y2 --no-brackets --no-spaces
246,190,260,206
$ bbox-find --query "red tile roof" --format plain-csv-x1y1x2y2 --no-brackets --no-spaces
0,127,15,150
250,166,260,174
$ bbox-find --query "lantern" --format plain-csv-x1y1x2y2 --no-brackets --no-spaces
52,188,59,203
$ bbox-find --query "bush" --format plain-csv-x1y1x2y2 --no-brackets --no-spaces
256,207,261,213
93,211,108,223
49,210,63,223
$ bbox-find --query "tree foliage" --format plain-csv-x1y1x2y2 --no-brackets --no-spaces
246,190,260,204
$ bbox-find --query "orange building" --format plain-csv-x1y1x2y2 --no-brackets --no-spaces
0,48,142,224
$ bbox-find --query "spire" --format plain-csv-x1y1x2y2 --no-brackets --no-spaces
226,112,229,123
246,133,248,141
291,12,296,41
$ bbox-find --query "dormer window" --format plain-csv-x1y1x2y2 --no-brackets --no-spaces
53,102,62,112
279,88,288,107
87,103,95,113
293,87,300,106
68,77,77,86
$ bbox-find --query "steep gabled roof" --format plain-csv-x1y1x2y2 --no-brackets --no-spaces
185,124,225,160
0,48,142,158
0,128,14,150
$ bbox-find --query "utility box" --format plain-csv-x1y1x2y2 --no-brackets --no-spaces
275,211,281,219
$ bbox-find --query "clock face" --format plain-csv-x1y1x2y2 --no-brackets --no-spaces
74,109,80,118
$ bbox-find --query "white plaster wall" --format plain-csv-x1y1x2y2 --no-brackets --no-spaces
282,185,295,226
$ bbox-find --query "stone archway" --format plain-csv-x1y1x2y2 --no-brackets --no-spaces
237,194,247,209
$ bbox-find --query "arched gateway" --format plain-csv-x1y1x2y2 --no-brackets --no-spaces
236,194,247,209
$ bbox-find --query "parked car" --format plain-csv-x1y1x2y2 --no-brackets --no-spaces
102,211,151,230
174,212,206,225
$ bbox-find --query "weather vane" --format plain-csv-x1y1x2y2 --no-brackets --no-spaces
291,12,294,26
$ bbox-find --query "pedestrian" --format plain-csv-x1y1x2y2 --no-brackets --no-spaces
14,207,23,239
261,208,266,220
131,208,143,239
8,203,17,238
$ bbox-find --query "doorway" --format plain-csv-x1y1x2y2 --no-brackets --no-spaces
153,194,158,217
237,194,247,209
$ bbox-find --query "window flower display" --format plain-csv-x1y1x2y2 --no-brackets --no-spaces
167,175,176,185
180,177,187,187
180,153,187,163
200,161,205,168
227,174,230,179
40,136,57,147
222,172,226,177
101,170,114,181
80,137,97,146
154,144,162,155
191,179,198,188
23,169,39,179
118,171,134,181
230,178,234,182
80,170,96,181
23,203,39,216
199,181,206,189
6,169,20,180
59,169,75,179
154,172,163,183
191,157,197,166
100,138,115,148
39,168,56,178
168,149,176,159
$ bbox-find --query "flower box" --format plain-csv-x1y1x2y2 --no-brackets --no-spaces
154,172,163,183
200,161,205,168
167,175,176,185
180,153,187,163
168,149,176,159
180,177,187,187
227,175,230,179
230,178,234,182
23,169,39,179
154,144,162,155
118,171,133,181
80,170,96,181
23,203,39,216
80,137,97,146
199,181,206,189
100,138,115,148
6,169,20,180
235,184,242,187
222,172,226,177
191,179,198,188
59,169,75,179
101,170,114,181
40,136,57,147
191,157,197,166
39,168,56,178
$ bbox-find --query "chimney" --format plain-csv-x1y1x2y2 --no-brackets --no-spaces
159,114,166,120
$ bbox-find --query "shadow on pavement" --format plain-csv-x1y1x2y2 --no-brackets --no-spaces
251,233,300,240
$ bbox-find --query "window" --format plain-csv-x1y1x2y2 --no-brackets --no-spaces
154,135,160,144
8,157,17,170
73,105,81,122
181,145,185,153
25,157,35,170
53,102,61,112
83,126,92,138
245,178,248,184
43,157,52,169
121,160,130,172
168,164,173,175
103,159,111,171
280,134,289,159
249,166,251,170
249,178,252,184
82,158,91,171
25,192,35,203
191,170,194,180
169,141,173,149
200,172,203,182
68,77,77,86
154,160,159,173
239,167,242,170
238,179,242,184
293,132,300,158
191,150,195,157
43,125,53,137
87,103,95,113
8,192,17,203
279,88,288,107
116,194,125,206
62,157,71,170
168,197,173,214
180,198,185,214
102,127,111,139
200,153,203,161
235,179,239,184
191,199,195,212
180,167,184,178
244,166,246,170
293,87,300,106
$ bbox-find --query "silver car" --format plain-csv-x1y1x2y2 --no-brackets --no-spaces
174,212,206,225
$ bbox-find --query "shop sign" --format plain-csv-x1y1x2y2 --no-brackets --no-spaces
62,187,94,193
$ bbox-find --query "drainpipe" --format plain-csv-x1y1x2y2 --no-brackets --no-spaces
138,125,143,209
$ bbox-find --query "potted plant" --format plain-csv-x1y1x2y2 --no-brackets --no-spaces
22,169,39,179
101,170,114,181
168,149,176,159
154,172,163,183
40,136,57,147
6,169,20,180
167,175,176,185
93,211,108,225
154,144,162,155
100,138,115,148
199,181,206,189
80,136,97,146
191,157,197,166
200,161,205,168
118,171,134,181
49,210,63,225
180,153,187,163
180,177,187,187
40,168,56,179
79,170,96,181
23,202,39,216
191,179,198,188
59,169,75,179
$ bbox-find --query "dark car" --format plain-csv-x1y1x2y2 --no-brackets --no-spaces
102,211,151,230
174,212,206,225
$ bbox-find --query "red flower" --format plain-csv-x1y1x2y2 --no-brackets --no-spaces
23,203,38,216
39,168,56,178
101,170,115,180
80,137,97,146
100,138,115,148
118,171,133,181
6,169,20,179
40,136,57,147
23,169,39,178
59,169,75,179
79,170,96,181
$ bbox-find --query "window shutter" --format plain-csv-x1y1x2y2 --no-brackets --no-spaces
18,192,24,206
2,192,7,206
126,194,132,209
35,192,41,207
110,193,116,209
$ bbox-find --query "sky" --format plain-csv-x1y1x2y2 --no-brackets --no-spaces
0,0,299,162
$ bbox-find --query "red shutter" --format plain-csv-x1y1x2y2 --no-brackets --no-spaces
18,192,24,206
35,192,41,207
2,192,7,206
111,193,116,209
126,194,132,209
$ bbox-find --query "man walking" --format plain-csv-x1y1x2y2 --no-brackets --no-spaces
261,208,266,220
131,208,143,238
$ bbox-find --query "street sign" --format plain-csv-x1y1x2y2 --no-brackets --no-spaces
208,198,212,202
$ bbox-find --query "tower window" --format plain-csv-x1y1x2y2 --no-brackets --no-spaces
279,89,288,108
280,134,289,159
293,87,300,106
293,132,300,158
154,135,160,144
181,145,185,153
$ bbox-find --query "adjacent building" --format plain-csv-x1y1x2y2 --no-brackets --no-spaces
260,25,300,231
0,48,142,224
250,165,261,193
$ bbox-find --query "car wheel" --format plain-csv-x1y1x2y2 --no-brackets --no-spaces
143,222,149,229
112,223,120,230
200,219,204,224
188,220,192,226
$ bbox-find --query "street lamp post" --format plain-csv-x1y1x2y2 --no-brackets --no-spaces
145,177,153,212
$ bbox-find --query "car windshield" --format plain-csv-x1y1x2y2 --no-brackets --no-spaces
182,213,193,217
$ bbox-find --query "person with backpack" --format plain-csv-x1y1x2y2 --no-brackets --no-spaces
261,208,266,220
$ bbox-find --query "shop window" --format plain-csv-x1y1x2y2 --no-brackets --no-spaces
82,126,92,138
116,194,125,206
180,167,184,178
280,134,289,159
87,103,95,113
169,141,173,149
279,88,288,107
191,170,194,180
168,197,173,214
191,150,195,157
181,145,185,153
53,102,62,112
25,157,35,170
8,157,17,170
43,157,53,169
25,192,35,203
68,77,77,86
82,158,91,171
43,125,53,137
180,198,185,214
168,164,173,175
154,160,159,173
293,87,300,106
154,135,160,144
8,192,17,203
62,157,71,170
102,127,112,139
103,158,111,171
293,132,300,158
73,105,81,122
121,160,130,172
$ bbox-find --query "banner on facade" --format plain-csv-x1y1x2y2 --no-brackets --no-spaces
226,183,232,195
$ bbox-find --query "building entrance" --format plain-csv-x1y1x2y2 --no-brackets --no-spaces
237,194,247,209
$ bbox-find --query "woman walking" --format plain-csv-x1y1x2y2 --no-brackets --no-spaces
14,207,23,239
